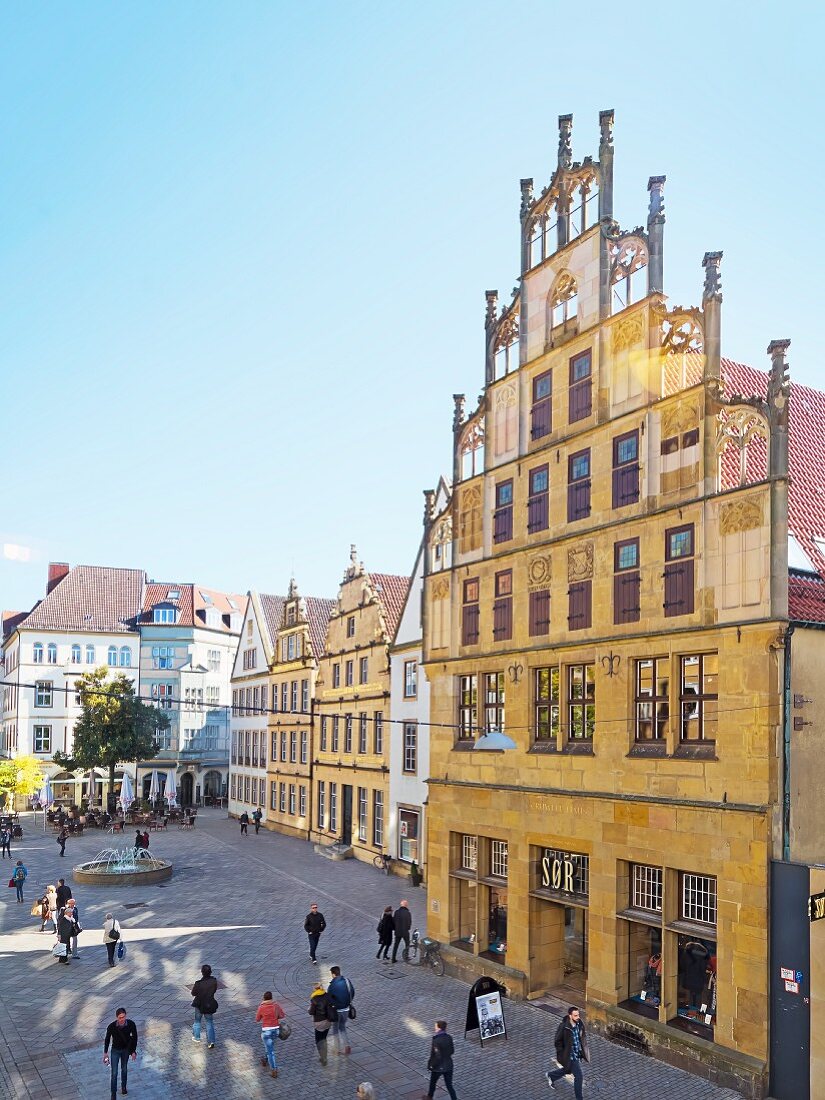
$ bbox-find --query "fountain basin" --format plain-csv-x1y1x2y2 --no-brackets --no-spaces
72,846,173,887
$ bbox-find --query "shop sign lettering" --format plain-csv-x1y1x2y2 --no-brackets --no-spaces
539,848,589,899
809,891,825,922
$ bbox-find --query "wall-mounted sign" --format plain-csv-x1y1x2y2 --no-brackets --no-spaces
540,849,589,900
809,890,825,922
780,967,794,981
784,979,800,995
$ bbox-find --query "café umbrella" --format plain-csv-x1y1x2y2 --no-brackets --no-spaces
148,769,160,804
118,771,135,815
163,770,177,808
38,775,53,832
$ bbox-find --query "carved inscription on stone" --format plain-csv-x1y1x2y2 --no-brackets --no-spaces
528,554,552,590
720,496,763,535
567,542,594,581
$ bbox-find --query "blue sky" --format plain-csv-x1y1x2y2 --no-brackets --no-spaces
2,1,822,613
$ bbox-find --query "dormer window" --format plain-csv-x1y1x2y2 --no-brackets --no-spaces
153,604,178,624
287,605,297,626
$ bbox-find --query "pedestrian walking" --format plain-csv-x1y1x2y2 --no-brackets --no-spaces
356,1085,377,1100
57,826,68,857
65,899,83,958
191,964,220,1048
304,903,326,963
37,893,50,932
103,1007,138,1100
546,1006,589,1098
0,825,11,858
376,905,394,960
103,914,121,967
391,899,412,962
46,884,58,930
133,830,143,854
56,907,73,964
252,807,263,834
308,981,337,1066
11,860,27,903
239,811,249,836
328,965,355,1055
256,990,285,1078
55,878,71,910
422,1020,458,1100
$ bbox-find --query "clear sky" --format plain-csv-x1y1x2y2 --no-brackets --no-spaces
2,1,822,614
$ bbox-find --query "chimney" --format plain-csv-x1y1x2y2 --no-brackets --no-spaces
47,562,70,595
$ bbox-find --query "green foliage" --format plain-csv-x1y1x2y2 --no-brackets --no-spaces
55,669,169,795
0,755,44,798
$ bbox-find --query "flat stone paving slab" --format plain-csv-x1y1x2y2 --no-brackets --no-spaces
0,812,745,1099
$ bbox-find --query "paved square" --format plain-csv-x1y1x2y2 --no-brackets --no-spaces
0,812,743,1099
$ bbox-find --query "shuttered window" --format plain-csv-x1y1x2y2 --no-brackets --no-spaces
493,480,514,543
614,538,641,624
529,589,550,636
567,449,591,522
568,350,592,423
527,464,549,533
531,369,552,440
568,580,592,631
612,429,640,508
664,524,695,617
462,578,480,645
492,570,513,641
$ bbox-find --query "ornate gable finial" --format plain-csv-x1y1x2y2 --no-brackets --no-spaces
452,393,466,433
702,251,723,302
647,175,666,225
485,290,498,331
767,340,791,411
599,109,614,154
520,177,534,219
344,544,364,581
423,489,436,530
287,576,299,600
558,113,573,170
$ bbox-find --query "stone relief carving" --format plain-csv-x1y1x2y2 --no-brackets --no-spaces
720,496,763,535
612,313,645,353
431,577,450,600
662,402,699,439
432,516,453,545
495,383,517,409
461,483,482,509
528,554,552,589
567,542,594,581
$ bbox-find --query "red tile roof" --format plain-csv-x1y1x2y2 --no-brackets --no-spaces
304,597,336,660
259,594,285,649
141,582,194,624
788,571,825,623
17,566,146,634
368,573,412,640
141,583,245,632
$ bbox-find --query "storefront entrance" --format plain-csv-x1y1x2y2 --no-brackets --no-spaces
529,846,590,998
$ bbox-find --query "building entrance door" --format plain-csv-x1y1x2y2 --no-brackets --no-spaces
342,785,353,845
528,897,588,998
180,772,194,807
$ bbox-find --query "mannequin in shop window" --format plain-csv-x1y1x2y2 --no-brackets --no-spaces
644,952,662,1002
680,940,710,1007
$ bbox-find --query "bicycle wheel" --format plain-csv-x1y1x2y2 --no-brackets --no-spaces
404,943,419,964
429,951,445,977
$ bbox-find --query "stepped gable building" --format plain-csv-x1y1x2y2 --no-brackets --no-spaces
310,547,410,864
228,591,284,823
136,581,244,806
266,583,335,838
1,563,144,801
420,110,825,1097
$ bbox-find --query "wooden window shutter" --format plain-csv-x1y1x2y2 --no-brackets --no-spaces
493,506,513,543
569,379,592,423
663,560,694,617
567,480,591,523
613,572,641,624
462,604,480,645
493,598,513,641
529,590,550,636
527,493,549,533
612,464,640,508
568,581,592,630
531,398,551,439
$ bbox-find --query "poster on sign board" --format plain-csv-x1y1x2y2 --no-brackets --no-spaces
476,990,506,1043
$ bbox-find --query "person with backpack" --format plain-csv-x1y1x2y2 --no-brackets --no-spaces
546,1006,589,1097
103,913,121,967
328,965,355,1055
256,990,285,1078
308,981,337,1066
12,860,27,903
191,963,220,1048
376,905,394,961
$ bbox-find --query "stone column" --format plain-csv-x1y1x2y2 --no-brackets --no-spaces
598,109,614,219
767,339,791,619
647,176,666,294
702,252,723,495
520,178,534,273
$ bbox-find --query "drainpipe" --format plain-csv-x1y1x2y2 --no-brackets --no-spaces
782,625,794,862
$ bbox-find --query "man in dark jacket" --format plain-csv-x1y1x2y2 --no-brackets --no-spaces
56,908,74,964
304,903,326,963
55,878,71,910
546,1006,589,1097
422,1020,457,1100
191,963,219,1047
103,1007,138,1100
391,899,412,963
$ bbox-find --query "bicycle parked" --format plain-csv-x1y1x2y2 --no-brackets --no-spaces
372,851,392,875
403,928,444,975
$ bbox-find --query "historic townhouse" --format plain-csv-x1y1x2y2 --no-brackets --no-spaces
310,548,409,865
1,563,144,803
228,591,283,820
137,582,244,806
264,581,334,839
421,111,825,1097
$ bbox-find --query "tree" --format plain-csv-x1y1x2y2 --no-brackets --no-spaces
54,669,169,802
0,755,44,809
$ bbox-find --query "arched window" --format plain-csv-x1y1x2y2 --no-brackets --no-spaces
529,203,560,269
547,273,578,346
71,644,81,664
120,647,131,667
33,642,43,664
493,313,519,380
86,644,95,664
568,178,599,240
460,419,485,481
47,643,57,664
108,646,118,666
611,238,648,314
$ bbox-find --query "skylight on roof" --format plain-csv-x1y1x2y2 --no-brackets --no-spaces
200,591,212,605
227,599,238,610
168,589,181,600
788,534,817,573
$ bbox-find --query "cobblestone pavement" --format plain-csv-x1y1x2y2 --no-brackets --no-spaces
0,811,744,1100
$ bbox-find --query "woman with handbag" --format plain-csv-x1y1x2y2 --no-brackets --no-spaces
103,913,121,967
256,991,285,1078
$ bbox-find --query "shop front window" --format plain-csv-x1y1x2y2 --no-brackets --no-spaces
486,888,508,958
674,934,717,1037
398,808,420,863
452,877,477,953
622,925,663,1019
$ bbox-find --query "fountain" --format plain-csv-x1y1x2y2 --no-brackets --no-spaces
73,846,173,886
